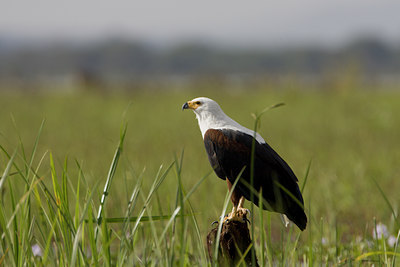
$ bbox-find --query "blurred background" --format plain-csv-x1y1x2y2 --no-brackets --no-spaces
1,0,400,239
1,0,400,92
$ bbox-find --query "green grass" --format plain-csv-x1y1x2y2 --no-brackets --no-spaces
1,84,400,265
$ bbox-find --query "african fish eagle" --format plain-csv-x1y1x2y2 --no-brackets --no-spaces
182,97,307,231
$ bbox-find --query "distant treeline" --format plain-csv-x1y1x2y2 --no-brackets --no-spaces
0,37,399,86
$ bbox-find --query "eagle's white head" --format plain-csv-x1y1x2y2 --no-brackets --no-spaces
182,97,224,118
182,97,265,144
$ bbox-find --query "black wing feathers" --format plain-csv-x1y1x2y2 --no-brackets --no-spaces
204,128,307,230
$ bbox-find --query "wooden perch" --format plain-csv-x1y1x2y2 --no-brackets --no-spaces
207,216,259,267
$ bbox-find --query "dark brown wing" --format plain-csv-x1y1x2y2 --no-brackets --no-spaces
204,128,307,230
204,130,226,180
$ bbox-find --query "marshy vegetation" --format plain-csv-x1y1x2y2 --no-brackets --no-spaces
1,84,400,265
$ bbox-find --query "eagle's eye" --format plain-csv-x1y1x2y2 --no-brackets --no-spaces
195,101,201,105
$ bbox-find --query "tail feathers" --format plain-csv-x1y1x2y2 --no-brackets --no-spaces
281,214,290,228
286,207,307,231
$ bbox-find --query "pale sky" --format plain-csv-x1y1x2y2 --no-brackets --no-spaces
1,0,399,47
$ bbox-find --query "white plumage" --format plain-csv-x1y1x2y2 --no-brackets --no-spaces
190,97,266,144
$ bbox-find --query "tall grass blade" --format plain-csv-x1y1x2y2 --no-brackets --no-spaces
0,199,13,263
8,179,19,266
0,248,8,265
371,177,399,227
355,251,400,262
0,144,28,184
70,221,83,267
159,206,181,242
70,179,99,266
301,160,311,194
258,188,265,267
235,243,253,267
213,168,244,265
0,149,17,191
392,229,400,267
131,162,174,237
249,102,285,266
87,204,99,266
11,114,28,175
174,151,188,267
5,177,43,231
274,180,305,209
101,217,111,267
42,215,58,265
26,119,45,179
183,170,212,203
95,124,127,240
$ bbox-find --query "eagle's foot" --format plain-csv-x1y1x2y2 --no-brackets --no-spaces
224,207,250,223
211,214,230,226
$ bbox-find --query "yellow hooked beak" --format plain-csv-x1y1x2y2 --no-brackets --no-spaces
182,100,201,110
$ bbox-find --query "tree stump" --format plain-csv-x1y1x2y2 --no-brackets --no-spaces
207,217,259,267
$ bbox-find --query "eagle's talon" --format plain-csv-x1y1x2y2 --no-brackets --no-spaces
212,214,229,226
245,209,251,217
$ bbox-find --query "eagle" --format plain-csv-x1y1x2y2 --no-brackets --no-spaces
182,97,307,230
